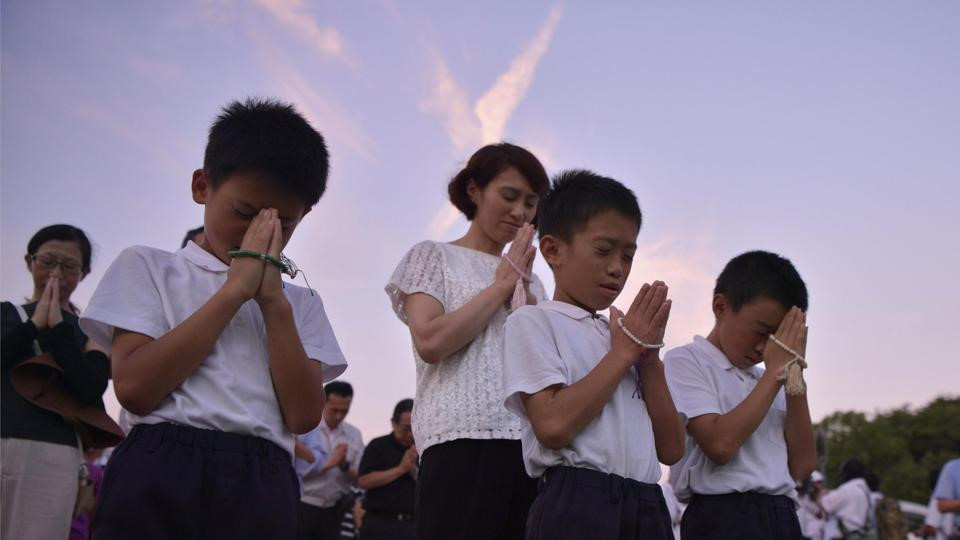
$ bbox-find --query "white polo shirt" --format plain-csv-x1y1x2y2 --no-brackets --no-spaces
80,243,348,457
502,301,661,484
664,336,794,502
821,478,874,531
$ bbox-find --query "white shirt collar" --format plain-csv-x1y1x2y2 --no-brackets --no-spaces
538,300,609,323
179,241,229,273
692,335,761,380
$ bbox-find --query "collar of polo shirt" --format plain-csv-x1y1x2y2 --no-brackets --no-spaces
538,300,609,323
692,335,762,380
181,241,229,273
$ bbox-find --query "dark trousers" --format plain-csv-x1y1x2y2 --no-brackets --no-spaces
360,511,416,540
681,492,804,540
416,439,537,540
298,501,342,540
525,466,674,540
92,422,299,540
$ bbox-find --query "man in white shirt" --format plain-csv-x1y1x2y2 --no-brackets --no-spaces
296,381,364,540
665,251,815,539
820,459,875,538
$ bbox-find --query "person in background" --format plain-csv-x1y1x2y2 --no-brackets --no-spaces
820,459,876,539
357,398,417,540
296,381,364,540
1,224,111,540
798,471,827,540
181,225,205,248
70,447,107,540
933,458,960,539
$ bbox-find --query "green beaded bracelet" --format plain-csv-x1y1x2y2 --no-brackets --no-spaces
227,250,289,274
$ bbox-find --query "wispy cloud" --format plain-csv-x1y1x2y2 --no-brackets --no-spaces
253,0,352,65
420,6,563,238
421,5,562,154
252,36,375,159
474,6,562,144
420,51,482,155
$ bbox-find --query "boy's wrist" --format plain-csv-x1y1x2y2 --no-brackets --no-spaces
216,284,251,309
256,292,291,314
760,369,786,388
636,351,663,374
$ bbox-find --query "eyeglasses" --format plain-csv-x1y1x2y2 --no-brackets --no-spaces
30,253,83,276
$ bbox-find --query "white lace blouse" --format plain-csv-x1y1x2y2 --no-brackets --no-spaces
385,240,548,454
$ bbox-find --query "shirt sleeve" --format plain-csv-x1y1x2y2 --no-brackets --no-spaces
294,291,348,383
502,307,568,418
79,246,169,351
934,459,960,501
820,482,852,514
295,427,329,479
663,346,722,424
384,241,446,324
1,302,40,369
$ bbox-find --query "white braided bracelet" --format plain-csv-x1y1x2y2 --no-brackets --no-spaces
768,334,805,362
616,318,665,349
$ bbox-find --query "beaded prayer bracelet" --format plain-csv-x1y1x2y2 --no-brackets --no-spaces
768,334,805,363
616,318,665,349
227,250,289,274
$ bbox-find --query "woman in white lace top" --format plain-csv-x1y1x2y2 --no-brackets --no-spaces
386,143,550,540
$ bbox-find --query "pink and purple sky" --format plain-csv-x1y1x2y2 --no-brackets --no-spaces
2,1,957,441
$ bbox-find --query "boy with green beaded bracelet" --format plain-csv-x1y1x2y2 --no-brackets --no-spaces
80,99,348,540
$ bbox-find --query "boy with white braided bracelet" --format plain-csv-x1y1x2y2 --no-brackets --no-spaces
664,250,815,540
502,170,685,540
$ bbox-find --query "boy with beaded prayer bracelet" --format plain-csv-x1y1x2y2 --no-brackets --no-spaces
663,251,815,539
502,170,685,540
79,98,347,540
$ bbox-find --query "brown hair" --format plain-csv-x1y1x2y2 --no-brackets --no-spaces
447,143,549,223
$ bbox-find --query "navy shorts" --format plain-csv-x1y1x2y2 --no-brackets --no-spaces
681,492,803,540
92,422,299,540
526,466,674,540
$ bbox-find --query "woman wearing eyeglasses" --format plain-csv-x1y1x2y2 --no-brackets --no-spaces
1,224,111,540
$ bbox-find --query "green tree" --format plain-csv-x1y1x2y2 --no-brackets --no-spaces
817,396,960,502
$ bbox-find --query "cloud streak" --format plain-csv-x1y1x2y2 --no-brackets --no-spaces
252,35,375,159
420,6,563,239
254,0,352,65
474,6,562,144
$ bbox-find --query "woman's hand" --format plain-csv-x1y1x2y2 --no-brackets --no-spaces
31,276,63,330
495,223,536,298
47,276,63,327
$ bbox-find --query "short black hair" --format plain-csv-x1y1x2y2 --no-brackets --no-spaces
839,458,867,483
204,98,329,209
537,169,642,242
180,226,204,249
448,143,549,223
714,251,809,312
28,224,93,275
391,398,413,422
324,381,353,398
